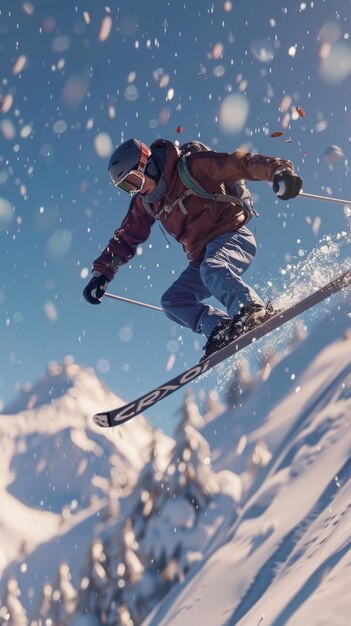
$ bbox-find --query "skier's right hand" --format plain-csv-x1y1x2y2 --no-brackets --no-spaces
273,168,302,200
83,274,109,305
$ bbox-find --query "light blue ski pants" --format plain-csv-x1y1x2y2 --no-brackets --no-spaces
161,227,264,338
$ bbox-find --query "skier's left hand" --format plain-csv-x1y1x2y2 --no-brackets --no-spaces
273,169,302,200
83,273,109,305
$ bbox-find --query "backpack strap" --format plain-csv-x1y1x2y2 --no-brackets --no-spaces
177,156,245,208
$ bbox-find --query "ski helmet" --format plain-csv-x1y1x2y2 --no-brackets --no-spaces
108,138,151,195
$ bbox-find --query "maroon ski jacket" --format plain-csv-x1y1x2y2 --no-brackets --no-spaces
93,140,294,280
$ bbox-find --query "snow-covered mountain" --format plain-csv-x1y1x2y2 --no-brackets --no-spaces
1,298,351,625
0,358,165,618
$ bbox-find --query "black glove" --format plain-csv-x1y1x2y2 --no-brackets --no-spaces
83,274,109,305
273,169,302,200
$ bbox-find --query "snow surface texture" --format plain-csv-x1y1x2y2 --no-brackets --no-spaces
1,302,351,625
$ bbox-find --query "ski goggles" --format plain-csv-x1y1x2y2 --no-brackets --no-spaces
117,143,151,195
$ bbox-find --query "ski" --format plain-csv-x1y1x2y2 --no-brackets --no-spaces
93,268,351,428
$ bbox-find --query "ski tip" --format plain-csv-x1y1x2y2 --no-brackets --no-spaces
93,412,110,428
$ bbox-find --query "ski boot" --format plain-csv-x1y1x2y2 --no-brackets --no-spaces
228,302,267,341
200,318,232,361
201,303,267,361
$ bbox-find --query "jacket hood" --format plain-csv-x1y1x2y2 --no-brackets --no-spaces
150,139,181,179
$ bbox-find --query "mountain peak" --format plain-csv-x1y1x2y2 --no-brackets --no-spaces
2,356,110,415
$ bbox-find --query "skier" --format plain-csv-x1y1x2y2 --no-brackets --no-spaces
83,138,302,358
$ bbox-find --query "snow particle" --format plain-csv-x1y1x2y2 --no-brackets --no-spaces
125,85,139,102
0,94,14,114
166,340,179,353
53,120,68,134
62,75,89,106
119,326,133,342
94,132,113,158
12,55,28,75
97,359,110,373
52,36,71,53
0,197,14,226
44,302,58,322
251,39,275,63
324,145,344,164
20,124,33,138
219,93,249,134
22,2,34,15
1,119,16,140
47,229,73,258
319,43,351,85
99,16,113,42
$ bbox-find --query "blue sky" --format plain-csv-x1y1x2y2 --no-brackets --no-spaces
1,0,350,433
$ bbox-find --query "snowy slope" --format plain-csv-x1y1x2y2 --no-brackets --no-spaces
141,326,351,626
2,312,351,625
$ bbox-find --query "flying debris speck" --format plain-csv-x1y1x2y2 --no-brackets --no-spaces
271,131,284,138
176,126,183,134
296,106,305,117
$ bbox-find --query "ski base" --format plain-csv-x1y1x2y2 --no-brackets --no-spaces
93,268,351,428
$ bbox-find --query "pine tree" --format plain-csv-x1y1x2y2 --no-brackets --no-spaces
129,431,166,539
43,562,77,626
175,389,205,434
33,582,53,625
204,389,224,421
165,423,219,510
225,357,255,407
3,579,28,626
78,538,109,619
93,521,143,626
